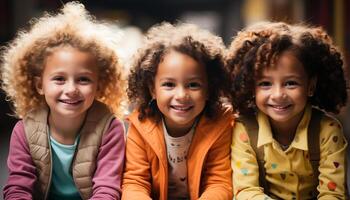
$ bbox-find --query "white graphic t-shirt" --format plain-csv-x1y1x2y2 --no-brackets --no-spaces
162,120,196,200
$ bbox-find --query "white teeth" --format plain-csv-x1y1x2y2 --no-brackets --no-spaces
60,99,82,104
172,105,192,111
271,105,289,109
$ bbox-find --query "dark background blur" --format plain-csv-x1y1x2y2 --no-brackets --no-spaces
1,0,349,198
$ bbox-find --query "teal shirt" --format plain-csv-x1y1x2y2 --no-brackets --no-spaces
48,135,82,200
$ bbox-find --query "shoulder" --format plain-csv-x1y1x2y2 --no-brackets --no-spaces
23,106,49,122
107,118,125,135
232,120,251,142
13,120,25,129
126,110,158,134
88,101,114,119
233,113,258,135
206,106,234,126
318,111,343,135
233,120,247,132
12,120,26,137
317,111,346,147
194,107,234,144
10,120,30,148
218,105,234,118
126,110,140,123
101,118,126,148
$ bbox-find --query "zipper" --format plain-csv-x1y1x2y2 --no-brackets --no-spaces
71,136,84,198
44,125,53,200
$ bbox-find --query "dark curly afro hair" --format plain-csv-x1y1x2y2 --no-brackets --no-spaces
127,22,230,121
226,21,348,115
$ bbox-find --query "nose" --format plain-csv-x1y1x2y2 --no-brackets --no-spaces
271,86,285,100
65,80,79,96
175,86,189,101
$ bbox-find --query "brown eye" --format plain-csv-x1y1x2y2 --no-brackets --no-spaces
161,82,175,88
188,82,201,89
257,81,271,88
52,76,65,84
285,81,298,88
77,76,92,84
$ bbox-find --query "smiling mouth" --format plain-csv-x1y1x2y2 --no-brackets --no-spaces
269,104,292,110
170,105,193,112
59,99,83,105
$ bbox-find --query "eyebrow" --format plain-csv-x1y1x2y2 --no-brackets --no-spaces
159,77,175,81
159,76,204,81
47,70,96,77
258,74,303,79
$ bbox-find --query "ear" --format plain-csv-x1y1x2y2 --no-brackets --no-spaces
308,77,317,97
34,76,44,95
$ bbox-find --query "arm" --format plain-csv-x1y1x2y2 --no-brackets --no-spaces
317,117,348,200
198,121,233,200
231,122,273,200
3,121,37,200
121,124,152,200
90,119,126,200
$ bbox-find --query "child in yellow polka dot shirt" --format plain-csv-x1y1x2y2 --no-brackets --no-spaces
226,21,348,199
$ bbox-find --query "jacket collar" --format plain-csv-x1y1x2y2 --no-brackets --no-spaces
257,105,312,151
127,108,233,166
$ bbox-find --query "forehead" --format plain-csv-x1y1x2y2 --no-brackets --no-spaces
44,47,97,73
259,51,306,77
156,50,206,78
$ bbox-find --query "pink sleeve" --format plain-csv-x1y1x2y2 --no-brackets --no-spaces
3,121,37,200
91,118,126,200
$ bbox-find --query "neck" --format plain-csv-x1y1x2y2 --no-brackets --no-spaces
48,112,86,145
269,111,304,146
164,120,196,138
270,121,296,145
166,126,192,138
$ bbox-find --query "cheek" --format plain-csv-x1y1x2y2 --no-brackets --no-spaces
254,92,267,110
43,85,59,95
292,88,308,98
254,97,263,108
254,90,265,101
154,91,171,105
294,91,309,104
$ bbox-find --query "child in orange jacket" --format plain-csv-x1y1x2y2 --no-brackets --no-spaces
122,22,234,200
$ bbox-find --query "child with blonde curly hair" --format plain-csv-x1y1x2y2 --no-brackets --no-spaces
122,22,234,200
227,21,348,199
2,2,126,199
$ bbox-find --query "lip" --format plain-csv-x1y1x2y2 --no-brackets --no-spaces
268,104,292,111
59,99,83,105
170,105,193,112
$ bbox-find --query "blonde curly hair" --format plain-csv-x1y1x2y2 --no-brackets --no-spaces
226,21,348,115
127,22,229,121
1,2,126,118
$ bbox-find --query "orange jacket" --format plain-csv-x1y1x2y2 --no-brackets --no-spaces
122,108,234,200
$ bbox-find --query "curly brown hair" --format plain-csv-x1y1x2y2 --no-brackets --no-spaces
1,2,126,118
127,22,229,121
226,21,348,115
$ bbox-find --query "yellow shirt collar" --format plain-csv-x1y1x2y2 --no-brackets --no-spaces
257,105,312,151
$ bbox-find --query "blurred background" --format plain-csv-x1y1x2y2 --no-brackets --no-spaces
0,0,349,197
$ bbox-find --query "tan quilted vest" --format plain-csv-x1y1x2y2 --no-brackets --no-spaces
23,101,115,200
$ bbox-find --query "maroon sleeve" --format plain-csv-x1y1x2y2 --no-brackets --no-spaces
3,121,37,200
91,118,126,200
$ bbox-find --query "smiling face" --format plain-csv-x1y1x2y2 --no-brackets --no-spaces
35,46,99,122
151,50,208,136
255,52,316,129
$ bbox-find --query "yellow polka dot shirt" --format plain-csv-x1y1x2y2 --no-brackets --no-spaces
231,106,348,200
